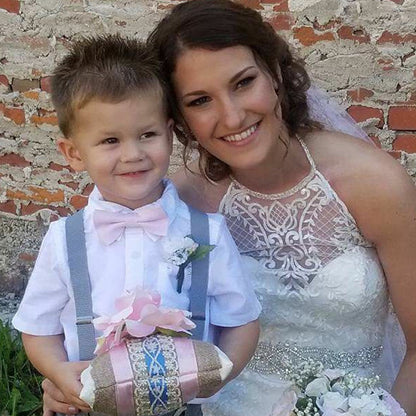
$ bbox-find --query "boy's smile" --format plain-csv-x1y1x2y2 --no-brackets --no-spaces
58,91,173,210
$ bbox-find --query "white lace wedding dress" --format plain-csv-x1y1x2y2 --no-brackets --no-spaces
202,139,405,416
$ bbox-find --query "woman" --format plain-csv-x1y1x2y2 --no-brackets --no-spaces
147,0,416,414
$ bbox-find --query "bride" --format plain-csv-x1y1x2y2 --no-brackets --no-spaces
148,0,416,414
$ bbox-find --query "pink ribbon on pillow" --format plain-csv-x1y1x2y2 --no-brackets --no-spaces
174,337,199,403
109,343,135,416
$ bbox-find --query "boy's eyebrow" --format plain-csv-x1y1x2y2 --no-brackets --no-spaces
181,66,256,99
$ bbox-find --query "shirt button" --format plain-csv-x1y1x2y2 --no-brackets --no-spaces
131,251,141,259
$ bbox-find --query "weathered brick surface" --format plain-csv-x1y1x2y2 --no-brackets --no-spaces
1,0,416,296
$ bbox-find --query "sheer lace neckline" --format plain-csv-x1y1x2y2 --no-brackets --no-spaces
229,138,317,200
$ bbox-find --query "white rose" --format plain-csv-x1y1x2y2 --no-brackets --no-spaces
331,381,347,396
305,377,330,397
349,394,391,416
317,392,348,413
323,368,345,381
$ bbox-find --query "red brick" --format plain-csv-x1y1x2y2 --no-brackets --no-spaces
376,31,416,45
21,202,50,216
82,183,94,196
40,76,52,93
0,200,17,214
387,150,402,160
337,26,370,44
30,114,58,126
56,206,71,217
272,0,288,12
0,153,30,167
347,105,384,128
388,106,416,130
378,58,394,71
388,0,404,4
0,74,9,86
237,0,263,9
1,106,25,125
294,26,335,46
11,78,39,92
7,186,65,204
347,88,374,103
19,252,36,262
23,90,39,100
393,134,416,153
59,181,79,191
49,161,69,171
0,0,19,13
269,13,292,31
70,194,88,210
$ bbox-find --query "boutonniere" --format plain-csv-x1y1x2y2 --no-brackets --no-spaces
163,236,215,293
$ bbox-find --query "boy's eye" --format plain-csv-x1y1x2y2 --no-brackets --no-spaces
236,76,255,89
187,96,210,107
102,137,118,144
140,131,156,140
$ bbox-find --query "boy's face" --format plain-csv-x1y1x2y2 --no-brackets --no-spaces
58,91,173,210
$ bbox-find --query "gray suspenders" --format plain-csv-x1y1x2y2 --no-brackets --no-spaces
65,206,209,416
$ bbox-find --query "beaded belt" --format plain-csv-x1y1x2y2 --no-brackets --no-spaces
247,341,383,377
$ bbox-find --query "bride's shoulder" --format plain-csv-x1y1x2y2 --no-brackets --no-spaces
169,162,230,213
304,129,399,183
304,129,416,237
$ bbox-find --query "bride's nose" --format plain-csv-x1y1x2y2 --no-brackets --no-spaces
219,96,245,130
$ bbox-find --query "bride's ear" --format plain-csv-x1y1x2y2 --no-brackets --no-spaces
57,137,85,172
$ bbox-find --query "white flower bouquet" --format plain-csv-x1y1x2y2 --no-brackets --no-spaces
272,359,406,416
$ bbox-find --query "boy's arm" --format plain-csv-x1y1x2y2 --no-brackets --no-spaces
217,319,259,381
22,333,90,411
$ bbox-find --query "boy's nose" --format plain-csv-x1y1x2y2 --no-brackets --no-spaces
120,141,145,162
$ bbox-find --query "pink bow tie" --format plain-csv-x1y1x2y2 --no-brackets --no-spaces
93,205,168,245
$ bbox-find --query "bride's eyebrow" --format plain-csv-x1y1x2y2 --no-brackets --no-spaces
181,66,256,99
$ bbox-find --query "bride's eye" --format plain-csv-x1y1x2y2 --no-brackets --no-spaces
236,76,255,89
187,96,211,107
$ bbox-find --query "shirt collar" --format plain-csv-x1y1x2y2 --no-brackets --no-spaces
86,179,180,225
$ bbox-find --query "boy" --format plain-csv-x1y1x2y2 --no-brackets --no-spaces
12,35,261,413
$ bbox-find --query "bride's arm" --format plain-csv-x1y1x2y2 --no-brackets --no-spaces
337,145,416,416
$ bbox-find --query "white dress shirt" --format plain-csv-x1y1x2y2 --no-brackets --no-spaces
13,180,261,361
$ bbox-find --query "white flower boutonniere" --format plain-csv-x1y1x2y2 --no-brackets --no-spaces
164,236,215,293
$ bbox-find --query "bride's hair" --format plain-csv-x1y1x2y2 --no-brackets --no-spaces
148,0,319,181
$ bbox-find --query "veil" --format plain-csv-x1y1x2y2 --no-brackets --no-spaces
306,84,406,390
306,84,373,143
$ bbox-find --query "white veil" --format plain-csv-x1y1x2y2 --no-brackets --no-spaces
306,84,406,390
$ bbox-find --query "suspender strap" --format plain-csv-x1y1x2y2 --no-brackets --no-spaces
189,205,210,343
65,209,96,361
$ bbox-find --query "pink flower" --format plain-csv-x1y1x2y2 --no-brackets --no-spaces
93,287,195,355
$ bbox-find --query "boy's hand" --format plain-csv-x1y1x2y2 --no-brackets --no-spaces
42,378,80,416
50,361,91,411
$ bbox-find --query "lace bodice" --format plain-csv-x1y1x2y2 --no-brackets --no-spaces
218,139,388,368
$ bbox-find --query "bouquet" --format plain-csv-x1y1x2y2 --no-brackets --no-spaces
79,287,233,416
273,359,406,416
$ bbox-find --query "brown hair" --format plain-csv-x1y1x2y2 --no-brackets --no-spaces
51,34,169,138
148,0,319,181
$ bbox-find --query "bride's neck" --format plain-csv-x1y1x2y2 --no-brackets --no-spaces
231,137,310,194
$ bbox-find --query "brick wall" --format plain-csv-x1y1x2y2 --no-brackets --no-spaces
0,0,415,296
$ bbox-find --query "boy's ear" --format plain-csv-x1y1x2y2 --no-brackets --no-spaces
57,137,85,172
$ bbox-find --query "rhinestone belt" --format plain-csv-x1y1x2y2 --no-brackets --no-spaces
247,341,383,377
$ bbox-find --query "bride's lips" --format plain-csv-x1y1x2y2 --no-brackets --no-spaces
221,122,260,144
